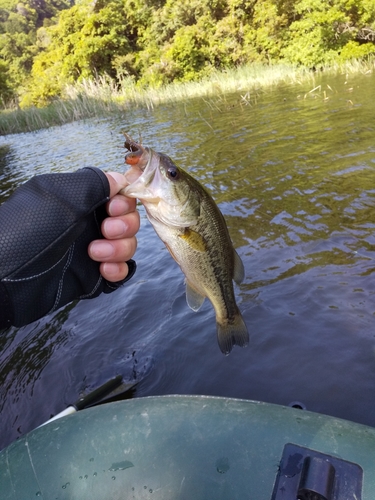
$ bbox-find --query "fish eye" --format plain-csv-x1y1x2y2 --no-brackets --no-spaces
167,167,179,179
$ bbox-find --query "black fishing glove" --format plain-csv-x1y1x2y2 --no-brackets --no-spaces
0,167,136,329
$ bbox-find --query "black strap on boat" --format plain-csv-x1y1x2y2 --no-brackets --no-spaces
271,443,363,500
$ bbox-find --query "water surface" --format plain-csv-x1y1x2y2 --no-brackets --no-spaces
0,71,374,449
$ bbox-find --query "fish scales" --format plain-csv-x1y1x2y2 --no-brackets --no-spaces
122,135,249,354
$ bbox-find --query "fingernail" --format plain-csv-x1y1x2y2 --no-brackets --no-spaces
107,197,130,216
103,218,127,237
90,241,114,259
101,262,121,277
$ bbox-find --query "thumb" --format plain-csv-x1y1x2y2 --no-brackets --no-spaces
105,171,128,198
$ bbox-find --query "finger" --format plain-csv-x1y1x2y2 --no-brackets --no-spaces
106,194,137,217
105,172,128,198
102,211,140,240
100,261,129,282
88,236,137,263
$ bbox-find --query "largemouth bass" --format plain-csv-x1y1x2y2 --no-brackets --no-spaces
122,134,248,355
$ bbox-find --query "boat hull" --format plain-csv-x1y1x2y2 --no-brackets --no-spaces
0,395,374,499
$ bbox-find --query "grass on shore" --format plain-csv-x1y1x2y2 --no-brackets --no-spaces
0,59,374,136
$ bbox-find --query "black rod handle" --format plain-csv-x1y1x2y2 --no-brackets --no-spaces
73,375,123,411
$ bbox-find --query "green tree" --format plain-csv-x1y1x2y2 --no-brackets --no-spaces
0,58,14,102
23,0,155,104
137,0,228,84
2,0,375,107
0,0,72,97
280,0,375,66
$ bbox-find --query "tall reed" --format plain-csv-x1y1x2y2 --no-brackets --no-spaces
0,60,373,135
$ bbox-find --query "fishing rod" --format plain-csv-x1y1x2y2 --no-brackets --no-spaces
39,375,137,427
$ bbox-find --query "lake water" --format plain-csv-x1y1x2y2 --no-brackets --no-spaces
0,71,374,450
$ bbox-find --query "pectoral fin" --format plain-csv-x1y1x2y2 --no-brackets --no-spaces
233,250,245,285
179,228,207,252
186,281,205,311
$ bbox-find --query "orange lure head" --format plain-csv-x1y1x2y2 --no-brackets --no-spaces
124,133,145,166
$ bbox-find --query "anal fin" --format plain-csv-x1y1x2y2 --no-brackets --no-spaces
186,281,205,312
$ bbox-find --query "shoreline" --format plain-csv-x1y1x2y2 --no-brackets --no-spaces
0,59,373,136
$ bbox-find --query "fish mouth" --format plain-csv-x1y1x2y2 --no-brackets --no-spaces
124,133,147,168
122,135,161,201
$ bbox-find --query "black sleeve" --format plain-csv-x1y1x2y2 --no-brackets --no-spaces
0,167,136,329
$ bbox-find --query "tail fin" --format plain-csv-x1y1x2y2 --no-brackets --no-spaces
216,312,249,355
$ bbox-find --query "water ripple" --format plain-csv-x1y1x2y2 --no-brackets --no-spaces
1,72,375,450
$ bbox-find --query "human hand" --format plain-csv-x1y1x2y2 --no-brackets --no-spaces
0,167,141,329
88,172,140,282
